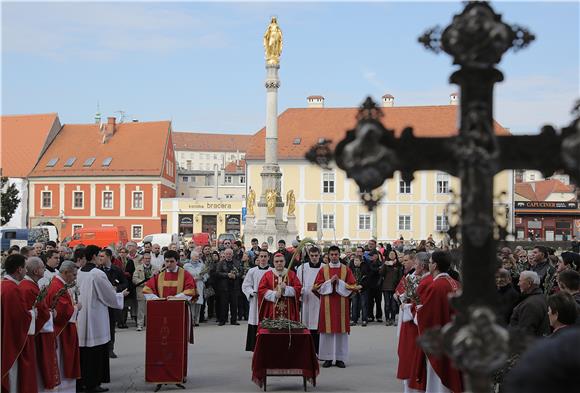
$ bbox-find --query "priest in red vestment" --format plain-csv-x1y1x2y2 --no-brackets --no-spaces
257,253,302,321
143,250,197,387
1,254,33,393
417,251,463,393
312,245,358,369
47,261,82,391
18,257,52,393
394,252,433,393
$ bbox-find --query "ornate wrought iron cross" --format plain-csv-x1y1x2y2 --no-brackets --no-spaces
306,2,580,392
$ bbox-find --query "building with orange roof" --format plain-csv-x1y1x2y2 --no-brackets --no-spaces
245,95,514,243
514,177,579,241
27,116,176,241
1,113,62,228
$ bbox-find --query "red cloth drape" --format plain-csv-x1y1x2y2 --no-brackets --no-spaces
251,328,319,388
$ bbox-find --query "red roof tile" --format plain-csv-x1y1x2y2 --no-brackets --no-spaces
515,179,576,201
172,132,252,152
246,105,510,160
1,113,60,177
29,120,171,177
224,160,246,173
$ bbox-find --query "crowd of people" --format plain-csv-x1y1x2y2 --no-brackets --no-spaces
1,235,579,392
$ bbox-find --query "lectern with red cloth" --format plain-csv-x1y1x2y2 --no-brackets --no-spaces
251,328,319,391
145,300,190,384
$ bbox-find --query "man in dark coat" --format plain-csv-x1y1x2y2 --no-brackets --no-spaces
99,248,128,358
215,248,242,326
496,268,520,325
509,270,550,337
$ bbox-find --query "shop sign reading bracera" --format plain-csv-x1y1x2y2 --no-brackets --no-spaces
515,201,578,209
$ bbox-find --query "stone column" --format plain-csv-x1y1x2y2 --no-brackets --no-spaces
258,63,284,223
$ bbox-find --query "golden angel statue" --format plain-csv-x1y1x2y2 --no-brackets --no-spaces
247,188,256,216
263,16,283,65
266,189,277,215
286,190,296,216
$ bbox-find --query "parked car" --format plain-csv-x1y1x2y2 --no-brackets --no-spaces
0,227,52,252
68,226,128,249
139,233,179,249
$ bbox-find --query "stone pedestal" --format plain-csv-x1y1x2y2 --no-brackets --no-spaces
287,215,297,234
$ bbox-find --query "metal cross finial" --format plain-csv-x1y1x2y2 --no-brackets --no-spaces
306,1,579,392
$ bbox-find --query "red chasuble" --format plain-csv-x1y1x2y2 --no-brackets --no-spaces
257,269,302,321
395,273,417,380
18,279,51,393
417,274,463,393
312,264,357,334
142,268,197,299
1,279,32,393
408,274,433,391
47,277,81,379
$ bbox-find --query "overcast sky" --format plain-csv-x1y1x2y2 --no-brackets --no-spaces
2,1,579,135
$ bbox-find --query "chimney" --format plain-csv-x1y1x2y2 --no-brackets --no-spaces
307,95,325,108
102,117,116,144
449,92,459,105
381,94,394,107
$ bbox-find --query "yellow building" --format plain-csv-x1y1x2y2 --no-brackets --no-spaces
245,97,513,243
160,198,244,242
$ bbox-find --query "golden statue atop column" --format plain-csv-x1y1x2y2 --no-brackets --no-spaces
266,189,277,216
263,16,283,65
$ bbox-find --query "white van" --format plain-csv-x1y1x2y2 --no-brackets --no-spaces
32,225,59,243
139,233,179,249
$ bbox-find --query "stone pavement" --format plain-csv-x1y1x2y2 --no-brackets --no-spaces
107,321,403,393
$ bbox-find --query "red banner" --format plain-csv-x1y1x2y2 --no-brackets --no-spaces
145,300,189,384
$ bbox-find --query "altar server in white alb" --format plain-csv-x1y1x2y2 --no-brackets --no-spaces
296,245,323,354
76,245,128,393
242,249,271,351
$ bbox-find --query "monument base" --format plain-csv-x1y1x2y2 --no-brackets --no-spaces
244,217,298,248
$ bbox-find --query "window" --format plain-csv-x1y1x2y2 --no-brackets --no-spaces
358,214,371,230
436,215,449,232
240,176,246,184
399,180,411,194
398,215,411,231
72,224,83,236
322,172,335,193
102,191,113,209
64,157,76,167
132,191,143,209
83,157,96,167
186,160,192,170
322,214,335,230
214,154,218,159
41,191,52,209
46,158,58,167
224,175,233,184
182,176,189,182
437,172,450,194
102,157,113,167
293,138,302,145
73,191,84,209
131,225,143,240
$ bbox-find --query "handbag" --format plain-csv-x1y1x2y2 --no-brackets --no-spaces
203,286,215,298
